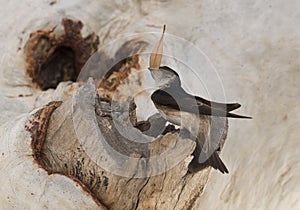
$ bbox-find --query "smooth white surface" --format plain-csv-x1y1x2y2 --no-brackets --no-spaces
0,114,102,209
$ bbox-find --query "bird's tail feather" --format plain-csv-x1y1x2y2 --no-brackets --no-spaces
195,96,242,112
208,152,229,174
188,151,229,174
208,102,241,112
226,112,252,119
225,103,241,111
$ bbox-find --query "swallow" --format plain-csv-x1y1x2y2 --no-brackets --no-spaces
148,66,251,173
147,25,251,174
150,66,251,119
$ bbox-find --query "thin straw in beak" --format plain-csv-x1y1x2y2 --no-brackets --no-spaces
149,25,166,69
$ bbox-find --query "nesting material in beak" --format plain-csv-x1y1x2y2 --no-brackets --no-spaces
149,25,166,69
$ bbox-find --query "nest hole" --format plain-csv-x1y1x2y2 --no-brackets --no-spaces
38,46,76,90
24,18,99,90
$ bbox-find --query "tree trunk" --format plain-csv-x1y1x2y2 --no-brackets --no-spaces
34,82,216,210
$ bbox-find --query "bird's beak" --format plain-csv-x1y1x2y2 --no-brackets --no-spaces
149,25,166,70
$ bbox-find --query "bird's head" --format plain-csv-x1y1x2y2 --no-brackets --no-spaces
149,26,181,88
149,66,181,88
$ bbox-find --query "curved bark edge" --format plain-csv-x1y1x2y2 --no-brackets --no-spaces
25,101,107,209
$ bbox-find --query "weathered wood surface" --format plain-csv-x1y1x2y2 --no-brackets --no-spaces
40,82,227,210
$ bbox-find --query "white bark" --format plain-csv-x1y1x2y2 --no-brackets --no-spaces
0,103,105,209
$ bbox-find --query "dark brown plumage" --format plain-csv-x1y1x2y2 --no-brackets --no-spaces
149,66,251,173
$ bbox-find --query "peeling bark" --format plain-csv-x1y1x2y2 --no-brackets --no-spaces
25,101,62,166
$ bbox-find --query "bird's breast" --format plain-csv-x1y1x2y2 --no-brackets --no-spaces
155,105,182,126
155,104,210,139
154,104,201,127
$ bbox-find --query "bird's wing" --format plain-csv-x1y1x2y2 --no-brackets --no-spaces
151,88,251,119
158,66,242,112
194,95,241,112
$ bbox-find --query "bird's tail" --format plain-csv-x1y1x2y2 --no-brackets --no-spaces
207,152,229,174
226,112,252,119
189,151,229,174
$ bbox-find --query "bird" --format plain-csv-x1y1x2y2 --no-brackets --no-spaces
149,66,251,174
147,25,251,174
149,66,251,119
